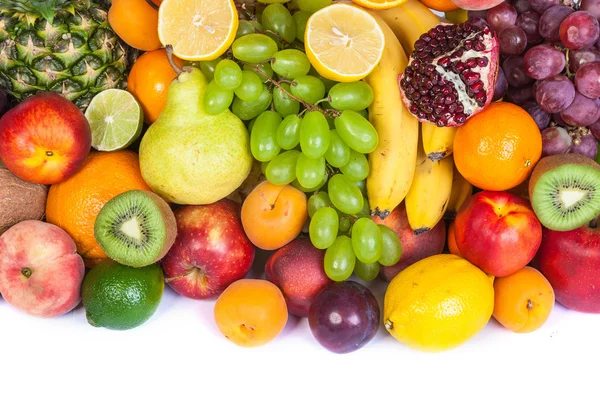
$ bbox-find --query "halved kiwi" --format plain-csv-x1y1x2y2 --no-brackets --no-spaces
529,154,600,231
94,190,177,267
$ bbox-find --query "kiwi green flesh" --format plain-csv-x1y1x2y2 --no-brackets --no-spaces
95,191,172,267
531,164,600,232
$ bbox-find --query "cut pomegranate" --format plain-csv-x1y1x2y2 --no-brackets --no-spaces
399,21,500,127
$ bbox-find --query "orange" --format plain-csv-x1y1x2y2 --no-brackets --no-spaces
214,279,288,348
127,49,184,124
419,0,459,11
46,151,151,266
351,0,408,9
108,0,162,51
493,267,555,333
453,102,542,191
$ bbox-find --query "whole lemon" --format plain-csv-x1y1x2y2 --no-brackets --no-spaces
384,254,494,352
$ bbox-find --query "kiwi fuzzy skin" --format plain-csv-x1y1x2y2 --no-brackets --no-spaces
143,191,178,262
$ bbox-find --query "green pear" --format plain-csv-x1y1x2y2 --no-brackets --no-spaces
139,67,253,205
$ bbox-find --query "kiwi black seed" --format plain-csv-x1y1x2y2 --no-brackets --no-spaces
529,153,600,232
94,190,177,267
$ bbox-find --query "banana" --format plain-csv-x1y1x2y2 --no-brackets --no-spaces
405,132,454,234
365,13,419,220
421,123,458,161
375,0,441,55
444,165,473,219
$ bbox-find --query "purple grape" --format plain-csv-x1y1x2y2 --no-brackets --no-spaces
559,11,600,50
541,126,572,156
487,3,518,32
590,119,600,140
581,0,600,21
522,101,551,129
528,0,559,14
503,56,535,87
553,112,569,126
571,133,599,159
468,10,488,21
539,5,574,43
513,0,533,14
523,44,566,80
535,75,576,113
517,11,542,45
560,92,600,126
506,85,535,104
575,61,600,99
493,68,508,101
499,26,528,55
308,281,380,354
568,47,600,74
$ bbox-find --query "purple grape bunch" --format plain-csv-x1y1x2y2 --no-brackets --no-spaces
470,0,600,160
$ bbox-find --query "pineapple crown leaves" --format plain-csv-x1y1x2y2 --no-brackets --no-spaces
4,0,92,25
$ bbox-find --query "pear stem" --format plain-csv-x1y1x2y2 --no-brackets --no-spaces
145,0,159,11
165,45,183,75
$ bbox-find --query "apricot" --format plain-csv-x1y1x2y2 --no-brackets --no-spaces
493,267,555,333
241,181,308,250
214,279,288,348
108,0,161,51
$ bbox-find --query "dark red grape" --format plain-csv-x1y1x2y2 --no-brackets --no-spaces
568,47,600,73
487,2,518,32
535,75,576,113
513,0,533,14
523,44,566,80
522,101,551,129
493,68,508,101
559,11,600,50
499,26,528,55
308,281,380,354
506,85,535,104
575,61,600,99
541,126,572,156
560,92,600,126
590,118,600,140
571,133,599,159
539,5,574,43
528,0,559,14
468,10,488,21
517,11,542,44
581,0,600,21
503,56,535,87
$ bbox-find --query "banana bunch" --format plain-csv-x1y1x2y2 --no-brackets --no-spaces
421,123,458,162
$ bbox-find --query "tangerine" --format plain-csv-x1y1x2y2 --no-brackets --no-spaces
108,0,162,51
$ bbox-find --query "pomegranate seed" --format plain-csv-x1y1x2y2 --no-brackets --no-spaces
466,59,477,68
470,81,484,92
438,57,450,67
462,71,480,85
477,58,488,67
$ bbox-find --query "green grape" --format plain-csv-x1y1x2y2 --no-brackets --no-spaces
339,150,369,181
214,60,243,90
325,129,351,168
357,109,369,120
273,83,300,117
296,154,325,189
261,4,296,44
324,236,355,282
234,70,264,102
236,20,263,38
292,171,327,192
354,260,380,282
248,117,257,132
300,111,330,159
250,111,282,162
231,85,272,120
352,179,367,197
261,161,270,175
355,197,370,218
309,206,339,249
308,191,331,218
290,76,326,104
203,80,234,115
265,150,300,185
298,0,332,13
271,49,311,78
334,110,378,154
243,63,274,83
232,34,279,63
328,81,374,111
378,225,402,267
276,114,301,149
199,58,221,81
339,216,351,233
351,217,383,264
327,174,364,215
293,11,311,42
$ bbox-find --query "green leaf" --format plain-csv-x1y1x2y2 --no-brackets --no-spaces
32,0,56,24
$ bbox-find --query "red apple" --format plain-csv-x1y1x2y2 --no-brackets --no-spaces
537,221,600,313
454,191,542,277
0,220,85,317
373,203,446,281
0,92,91,184
265,236,332,317
161,199,255,299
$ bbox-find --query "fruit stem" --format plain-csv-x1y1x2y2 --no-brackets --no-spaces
20,267,33,279
145,0,159,11
165,45,183,75
384,319,394,330
527,299,533,310
235,1,256,21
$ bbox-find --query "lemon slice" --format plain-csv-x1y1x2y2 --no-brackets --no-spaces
304,3,385,82
158,0,239,61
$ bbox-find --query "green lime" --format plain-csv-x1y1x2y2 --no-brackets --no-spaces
81,259,164,331
85,89,143,151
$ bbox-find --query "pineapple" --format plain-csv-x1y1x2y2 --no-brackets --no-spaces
0,0,133,110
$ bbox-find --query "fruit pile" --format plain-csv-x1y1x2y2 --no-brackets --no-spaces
0,0,599,355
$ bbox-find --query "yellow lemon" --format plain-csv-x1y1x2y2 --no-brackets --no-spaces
384,254,494,352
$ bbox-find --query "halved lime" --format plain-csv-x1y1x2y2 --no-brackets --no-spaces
85,89,144,152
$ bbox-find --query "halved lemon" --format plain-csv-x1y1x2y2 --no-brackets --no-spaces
351,0,408,9
305,3,385,82
158,0,238,61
